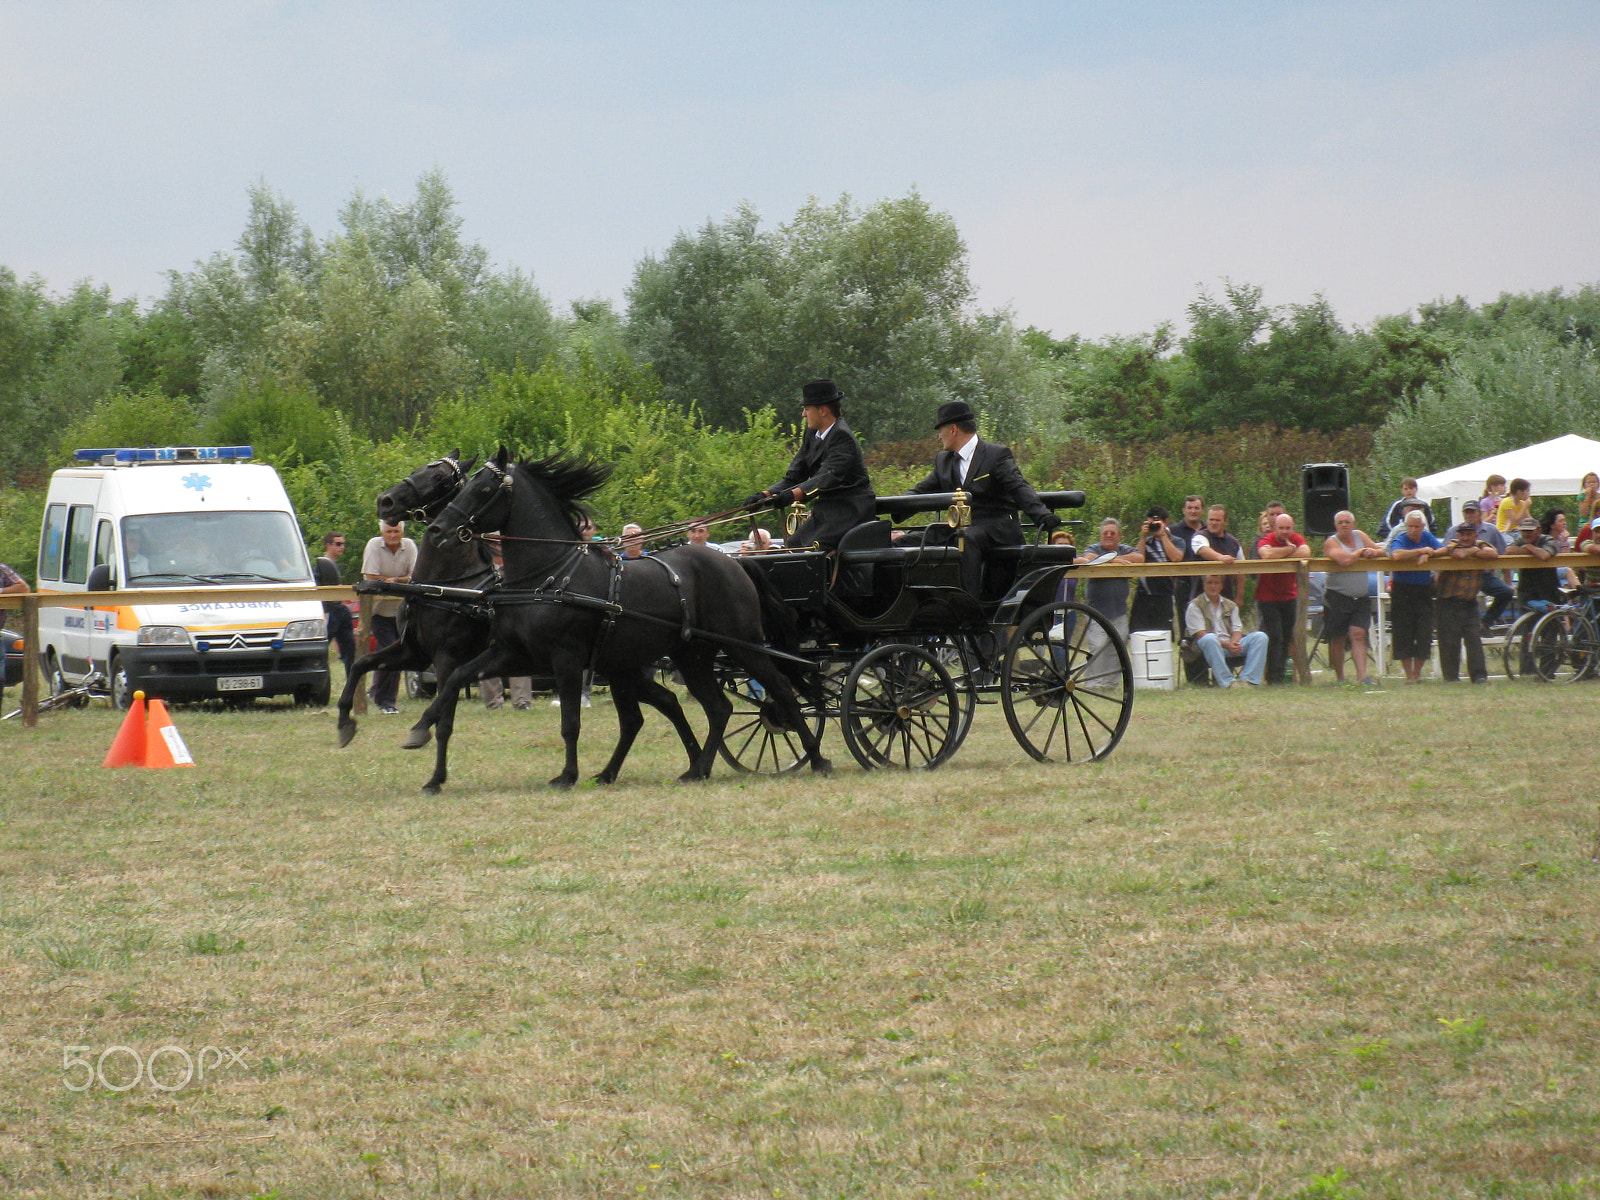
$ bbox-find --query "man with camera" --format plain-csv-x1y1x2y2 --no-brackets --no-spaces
1129,505,1185,634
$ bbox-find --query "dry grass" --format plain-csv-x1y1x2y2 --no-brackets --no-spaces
2,680,1598,1199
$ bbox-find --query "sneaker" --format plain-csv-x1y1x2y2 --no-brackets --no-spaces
378,705,399,715
550,698,562,707
1359,676,1377,687
512,701,531,711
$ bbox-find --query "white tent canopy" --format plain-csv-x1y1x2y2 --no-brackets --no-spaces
1414,433,1600,525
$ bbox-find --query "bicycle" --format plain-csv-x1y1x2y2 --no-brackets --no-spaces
1526,597,1600,683
1500,607,1551,679
2,665,110,720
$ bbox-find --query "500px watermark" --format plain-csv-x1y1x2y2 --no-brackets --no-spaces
62,1045,248,1092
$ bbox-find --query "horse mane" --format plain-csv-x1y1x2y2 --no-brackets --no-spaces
515,453,614,527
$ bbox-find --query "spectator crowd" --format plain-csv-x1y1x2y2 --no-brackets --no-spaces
1065,476,1600,688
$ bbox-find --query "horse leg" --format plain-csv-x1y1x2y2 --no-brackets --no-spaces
593,677,645,785
402,641,469,751
638,673,703,772
410,644,497,743
550,670,585,790
419,650,467,794
675,654,733,781
336,640,408,747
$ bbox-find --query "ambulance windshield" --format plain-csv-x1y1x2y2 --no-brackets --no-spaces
122,512,312,585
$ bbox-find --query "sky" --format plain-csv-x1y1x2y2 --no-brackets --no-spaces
4,0,1599,340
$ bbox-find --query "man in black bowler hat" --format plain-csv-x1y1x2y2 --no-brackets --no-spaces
746,379,876,551
905,400,1060,595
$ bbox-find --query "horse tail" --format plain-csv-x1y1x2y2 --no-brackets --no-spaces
737,559,809,693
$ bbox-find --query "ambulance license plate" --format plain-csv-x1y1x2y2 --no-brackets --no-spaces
218,675,264,692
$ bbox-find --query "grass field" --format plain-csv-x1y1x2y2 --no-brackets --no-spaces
2,680,1598,1199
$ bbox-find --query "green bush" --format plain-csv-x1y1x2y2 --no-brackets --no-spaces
0,485,44,584
55,389,203,463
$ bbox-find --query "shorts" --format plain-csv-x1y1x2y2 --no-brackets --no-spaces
1322,589,1371,636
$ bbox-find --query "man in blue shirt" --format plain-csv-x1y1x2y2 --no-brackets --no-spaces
1387,509,1444,683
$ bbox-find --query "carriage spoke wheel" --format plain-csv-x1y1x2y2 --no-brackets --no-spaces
839,643,964,771
916,633,980,743
715,660,832,775
1001,601,1133,763
1530,608,1599,683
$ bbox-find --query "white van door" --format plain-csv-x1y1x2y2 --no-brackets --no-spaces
56,502,99,675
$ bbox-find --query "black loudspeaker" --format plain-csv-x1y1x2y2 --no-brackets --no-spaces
1301,462,1349,538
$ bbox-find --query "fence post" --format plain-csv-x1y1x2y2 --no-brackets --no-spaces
21,595,40,727
354,593,374,716
1292,561,1311,684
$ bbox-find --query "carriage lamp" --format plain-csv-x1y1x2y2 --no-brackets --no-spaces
947,489,972,530
784,499,810,539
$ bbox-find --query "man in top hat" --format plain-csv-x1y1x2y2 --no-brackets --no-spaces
746,379,876,551
904,400,1060,595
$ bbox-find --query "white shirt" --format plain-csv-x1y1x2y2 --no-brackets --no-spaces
954,436,977,484
1185,594,1242,641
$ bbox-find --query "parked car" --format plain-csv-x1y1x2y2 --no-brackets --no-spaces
2,626,24,689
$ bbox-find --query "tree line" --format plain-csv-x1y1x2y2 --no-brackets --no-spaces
3,170,1599,577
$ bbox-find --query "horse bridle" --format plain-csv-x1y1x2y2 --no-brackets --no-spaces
440,457,517,543
393,454,470,522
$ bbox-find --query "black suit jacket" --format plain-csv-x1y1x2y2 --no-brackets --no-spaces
909,439,1055,529
766,419,876,549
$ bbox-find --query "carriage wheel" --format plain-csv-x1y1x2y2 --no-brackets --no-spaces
715,660,831,775
1000,601,1133,763
839,644,964,771
917,633,980,743
1530,607,1600,683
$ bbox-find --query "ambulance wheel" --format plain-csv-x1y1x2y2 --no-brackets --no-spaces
297,679,332,707
46,651,86,709
109,656,133,711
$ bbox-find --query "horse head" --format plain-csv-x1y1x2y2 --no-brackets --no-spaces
429,446,516,544
377,449,478,524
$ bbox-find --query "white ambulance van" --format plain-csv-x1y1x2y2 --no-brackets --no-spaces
36,446,331,709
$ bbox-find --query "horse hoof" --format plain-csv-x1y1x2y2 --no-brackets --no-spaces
812,757,833,775
593,772,617,785
677,769,710,783
337,722,357,748
422,782,443,795
400,727,432,750
548,775,575,791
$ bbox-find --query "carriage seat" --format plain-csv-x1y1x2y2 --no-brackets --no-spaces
985,543,1078,569
835,520,962,566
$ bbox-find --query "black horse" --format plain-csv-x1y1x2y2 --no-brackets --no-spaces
336,451,495,794
420,447,830,788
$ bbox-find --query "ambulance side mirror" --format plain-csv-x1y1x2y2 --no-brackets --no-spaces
87,564,113,593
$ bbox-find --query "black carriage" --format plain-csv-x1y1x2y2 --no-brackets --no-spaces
718,489,1135,773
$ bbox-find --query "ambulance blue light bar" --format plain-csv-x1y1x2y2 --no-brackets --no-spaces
74,446,254,464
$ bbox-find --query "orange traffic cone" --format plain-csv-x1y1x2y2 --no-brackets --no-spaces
102,692,149,768
143,698,195,768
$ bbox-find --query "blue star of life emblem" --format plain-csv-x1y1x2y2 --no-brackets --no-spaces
182,472,212,492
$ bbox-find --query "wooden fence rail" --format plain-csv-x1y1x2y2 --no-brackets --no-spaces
0,587,365,729
4,553,1594,725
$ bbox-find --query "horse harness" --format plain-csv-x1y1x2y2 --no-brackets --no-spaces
361,544,814,670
